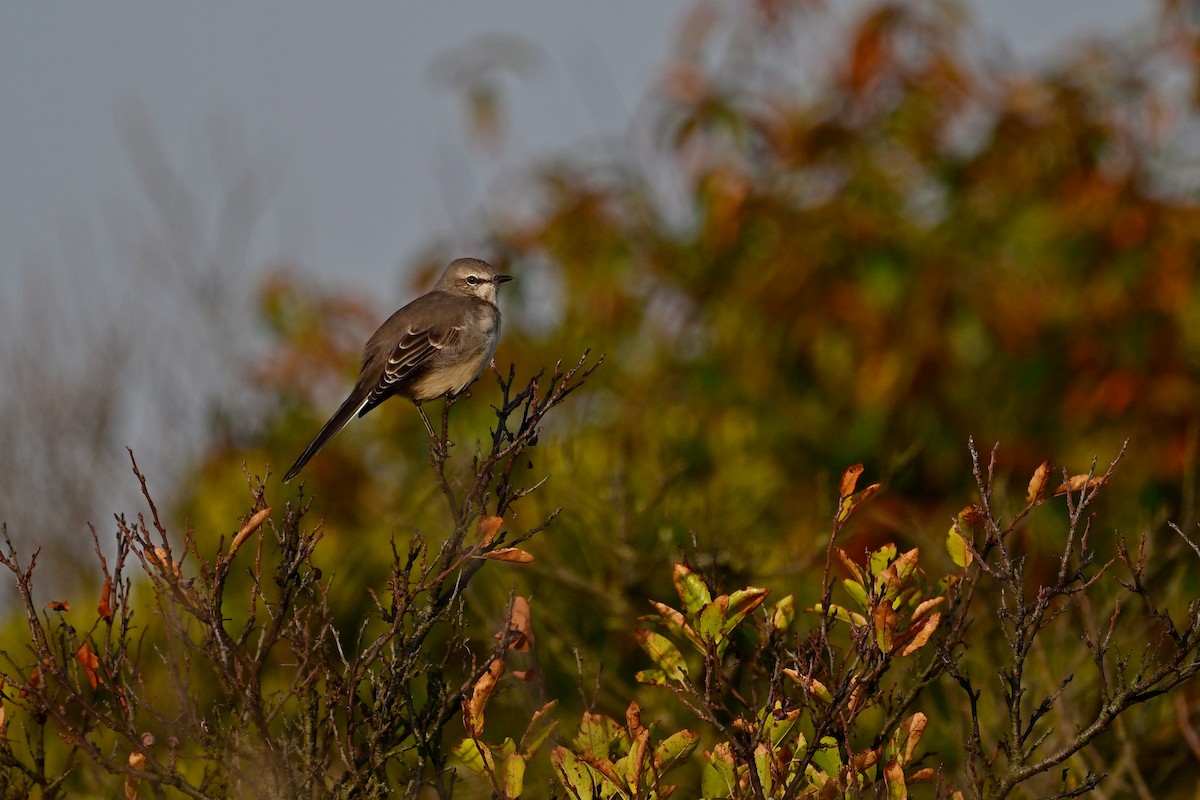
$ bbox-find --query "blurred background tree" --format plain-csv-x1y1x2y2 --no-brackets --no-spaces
6,0,1200,796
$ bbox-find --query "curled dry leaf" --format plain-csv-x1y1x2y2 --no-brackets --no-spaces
1054,474,1108,497
98,577,114,622
125,750,146,800
484,547,534,563
477,515,504,545
230,507,272,555
464,658,505,736
626,701,644,738
46,600,70,612
146,547,182,579
1027,460,1051,504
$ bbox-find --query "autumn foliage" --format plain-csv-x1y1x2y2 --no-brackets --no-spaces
5,1,1200,798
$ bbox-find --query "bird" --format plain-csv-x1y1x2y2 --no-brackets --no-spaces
282,257,512,483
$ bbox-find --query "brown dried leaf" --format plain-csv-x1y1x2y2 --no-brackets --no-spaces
46,600,70,612
835,547,865,583
477,515,504,545
1054,474,1108,497
1026,460,1051,504
230,507,271,555
626,700,644,738
850,748,880,773
959,505,985,526
464,658,505,736
485,547,534,563
911,596,944,621
874,602,898,653
898,612,941,657
509,596,534,652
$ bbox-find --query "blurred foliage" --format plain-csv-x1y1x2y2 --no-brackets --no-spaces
88,0,1200,795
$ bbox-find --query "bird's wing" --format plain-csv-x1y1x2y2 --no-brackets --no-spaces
360,319,464,414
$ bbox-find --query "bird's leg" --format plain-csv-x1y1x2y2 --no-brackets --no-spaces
416,401,438,440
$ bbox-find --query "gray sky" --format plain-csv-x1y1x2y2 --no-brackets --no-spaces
1,0,1152,302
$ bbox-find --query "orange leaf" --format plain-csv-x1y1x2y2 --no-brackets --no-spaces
464,657,505,736
1026,460,1051,504
18,667,39,698
839,464,864,498
98,578,114,622
485,547,534,563
477,515,504,545
46,600,70,612
76,643,101,690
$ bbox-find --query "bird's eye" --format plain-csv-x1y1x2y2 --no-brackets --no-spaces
466,275,480,285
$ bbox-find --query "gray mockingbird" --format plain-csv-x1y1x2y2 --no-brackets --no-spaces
282,257,512,483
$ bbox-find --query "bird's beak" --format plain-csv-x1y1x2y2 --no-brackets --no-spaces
494,274,514,284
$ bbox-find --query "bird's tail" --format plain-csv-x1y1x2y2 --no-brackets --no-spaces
282,391,370,483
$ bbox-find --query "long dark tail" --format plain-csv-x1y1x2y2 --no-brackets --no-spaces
282,390,369,483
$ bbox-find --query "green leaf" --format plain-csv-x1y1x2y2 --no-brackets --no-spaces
574,712,625,759
701,743,738,798
502,752,526,798
552,746,599,797
809,603,868,627
653,729,700,773
772,595,795,632
762,704,803,748
645,600,700,648
635,668,669,686
946,522,972,568
697,596,728,647
452,738,493,779
673,563,711,615
869,544,897,576
725,586,769,633
519,701,559,757
635,628,687,681
842,578,869,610
811,735,843,777
754,743,773,796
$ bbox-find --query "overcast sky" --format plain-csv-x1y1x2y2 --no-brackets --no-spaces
1,0,1153,306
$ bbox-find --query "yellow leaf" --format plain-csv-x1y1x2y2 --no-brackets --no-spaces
946,522,972,568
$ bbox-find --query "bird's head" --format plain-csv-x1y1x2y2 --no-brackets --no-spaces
437,258,513,303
